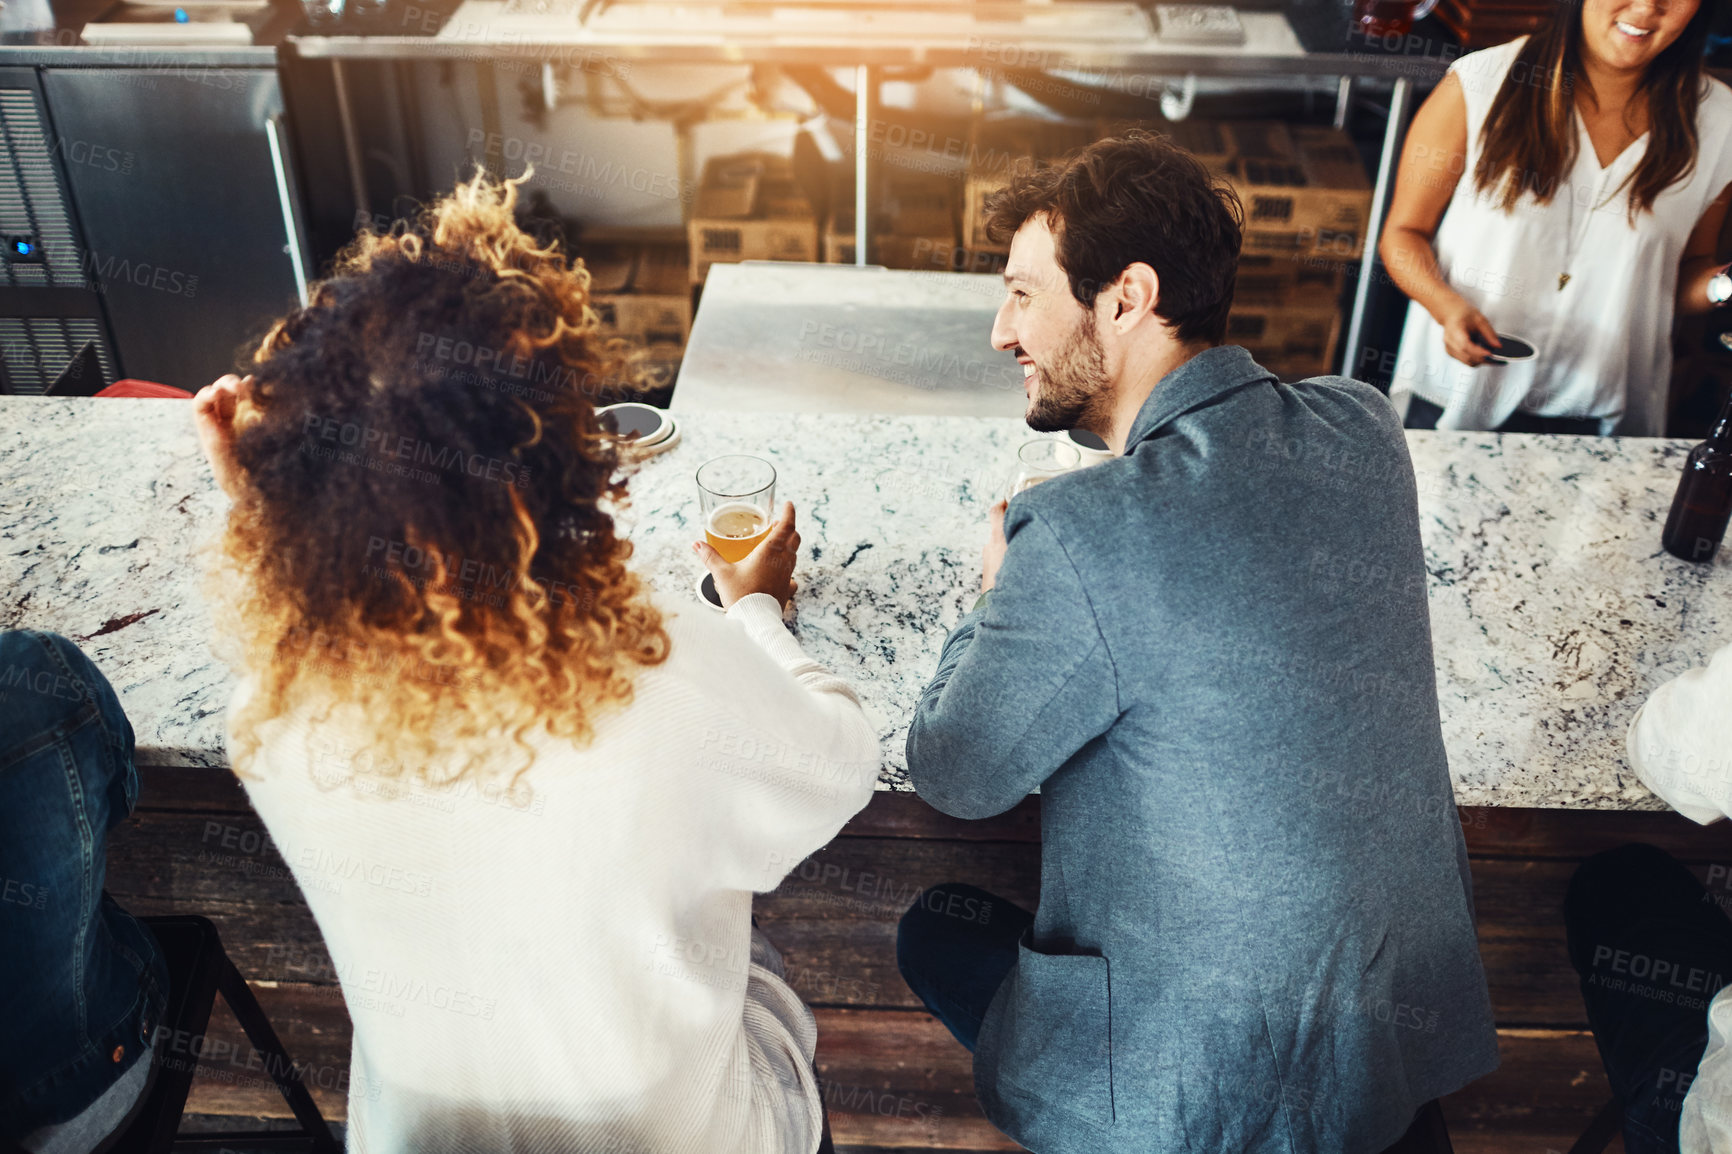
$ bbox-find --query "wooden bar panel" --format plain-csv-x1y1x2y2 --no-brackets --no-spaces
836,793,1041,843
139,764,253,814
753,836,1038,1010
815,1009,1024,1151
135,766,1727,861
1442,1029,1618,1154
108,808,1729,1025
107,811,300,907
184,984,1621,1154
104,784,1701,1149
1461,805,1732,861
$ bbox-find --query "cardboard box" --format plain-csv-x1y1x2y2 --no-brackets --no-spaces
1233,254,1347,308
825,174,857,264
962,119,1094,253
874,234,955,271
879,172,958,270
693,154,766,219
687,153,820,284
823,169,958,269
882,172,958,237
615,246,692,347
1216,125,1372,260
584,244,635,287
962,171,1020,253
1098,117,1235,170
824,231,857,266
1227,304,1342,379
589,243,693,350
1224,120,1298,164
585,246,638,335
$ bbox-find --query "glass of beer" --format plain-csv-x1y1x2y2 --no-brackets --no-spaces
1008,438,1082,498
697,455,776,563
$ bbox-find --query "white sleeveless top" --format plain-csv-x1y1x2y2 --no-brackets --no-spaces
1390,36,1732,436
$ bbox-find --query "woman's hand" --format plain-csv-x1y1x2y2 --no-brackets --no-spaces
694,501,800,610
193,374,251,500
1438,300,1501,367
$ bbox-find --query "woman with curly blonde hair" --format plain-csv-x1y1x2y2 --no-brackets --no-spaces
192,172,878,1154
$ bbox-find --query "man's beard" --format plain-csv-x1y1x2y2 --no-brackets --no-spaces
1025,314,1114,434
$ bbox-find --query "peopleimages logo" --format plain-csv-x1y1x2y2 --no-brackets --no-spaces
301,413,532,488
414,332,592,397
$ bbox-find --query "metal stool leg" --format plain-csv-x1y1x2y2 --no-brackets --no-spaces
213,955,341,1154
1566,1097,1624,1154
114,916,342,1154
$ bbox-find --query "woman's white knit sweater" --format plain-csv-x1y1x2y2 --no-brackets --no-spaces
228,593,881,1154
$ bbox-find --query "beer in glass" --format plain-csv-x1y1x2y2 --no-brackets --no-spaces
697,455,776,563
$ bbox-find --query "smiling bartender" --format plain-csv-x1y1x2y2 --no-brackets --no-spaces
1380,0,1732,436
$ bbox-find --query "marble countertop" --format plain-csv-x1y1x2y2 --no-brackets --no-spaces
675,264,1024,419
2,397,1726,810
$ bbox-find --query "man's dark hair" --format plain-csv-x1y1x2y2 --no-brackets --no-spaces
984,130,1243,345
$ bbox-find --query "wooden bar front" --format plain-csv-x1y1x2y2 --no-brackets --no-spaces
112,764,1732,1152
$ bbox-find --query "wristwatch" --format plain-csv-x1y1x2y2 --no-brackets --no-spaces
1710,264,1732,307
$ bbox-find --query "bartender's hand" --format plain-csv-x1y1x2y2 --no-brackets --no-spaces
695,501,800,610
981,499,1008,594
1437,299,1501,367
193,373,251,500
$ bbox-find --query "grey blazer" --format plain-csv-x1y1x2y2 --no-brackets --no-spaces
906,345,1499,1154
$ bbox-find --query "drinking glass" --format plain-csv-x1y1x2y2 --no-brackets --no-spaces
1353,0,1439,38
1008,438,1082,498
697,455,776,563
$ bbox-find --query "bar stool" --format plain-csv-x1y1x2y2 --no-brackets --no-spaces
108,915,340,1154
1564,1098,1624,1154
37,341,192,399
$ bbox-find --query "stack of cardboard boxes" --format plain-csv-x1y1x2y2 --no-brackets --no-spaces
686,152,821,285
824,170,961,271
629,126,1368,389
955,116,1370,379
960,119,1095,265
1212,121,1367,379
583,238,693,395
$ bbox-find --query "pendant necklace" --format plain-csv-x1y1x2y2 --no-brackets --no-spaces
1557,162,1606,294
1559,102,1642,292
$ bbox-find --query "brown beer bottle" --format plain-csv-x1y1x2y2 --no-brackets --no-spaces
1662,390,1732,562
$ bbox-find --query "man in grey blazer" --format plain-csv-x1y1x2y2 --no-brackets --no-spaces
896,131,1499,1153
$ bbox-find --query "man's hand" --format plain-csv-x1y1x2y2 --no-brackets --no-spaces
694,501,800,610
981,498,1008,594
193,374,251,500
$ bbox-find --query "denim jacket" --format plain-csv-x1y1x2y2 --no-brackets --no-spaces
0,631,167,1138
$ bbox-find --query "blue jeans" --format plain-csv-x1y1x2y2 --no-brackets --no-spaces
0,631,167,1139
895,884,1035,1052
1564,844,1732,1154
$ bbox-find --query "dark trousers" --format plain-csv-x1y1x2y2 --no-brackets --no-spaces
895,884,1035,1052
1404,394,1603,435
1563,843,1732,1153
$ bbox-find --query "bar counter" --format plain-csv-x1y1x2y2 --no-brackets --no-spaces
1,396,1726,810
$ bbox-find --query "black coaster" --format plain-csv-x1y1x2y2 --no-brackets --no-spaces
1474,332,1536,364
697,571,724,610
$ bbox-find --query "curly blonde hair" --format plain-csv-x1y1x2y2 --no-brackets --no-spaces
208,170,670,788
